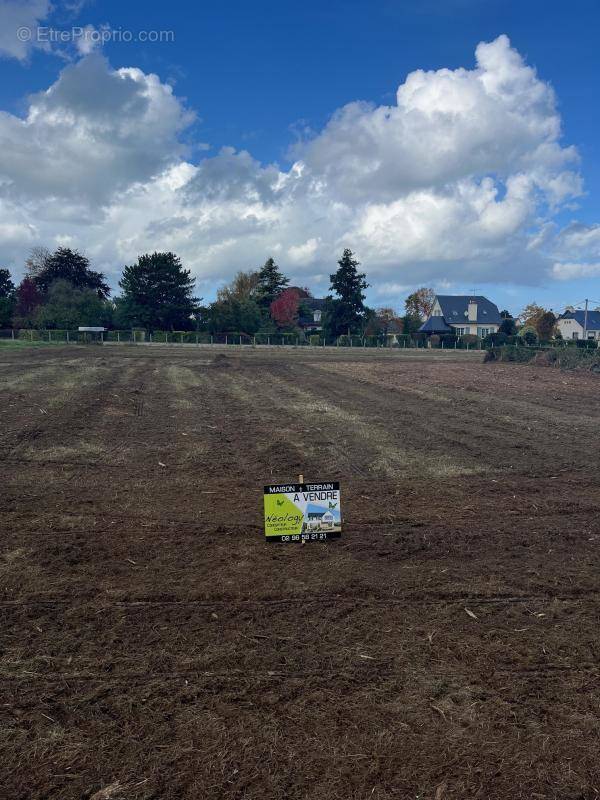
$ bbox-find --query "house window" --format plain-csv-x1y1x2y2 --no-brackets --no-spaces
573,332,579,340
478,327,491,337
455,327,466,336
313,311,322,322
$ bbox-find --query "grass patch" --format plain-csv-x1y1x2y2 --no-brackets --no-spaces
0,339,55,348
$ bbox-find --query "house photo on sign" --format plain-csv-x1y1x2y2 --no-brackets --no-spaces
264,482,342,542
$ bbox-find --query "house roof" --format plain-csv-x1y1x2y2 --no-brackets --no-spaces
419,315,452,333
386,319,403,334
559,309,600,330
302,298,327,311
436,295,502,325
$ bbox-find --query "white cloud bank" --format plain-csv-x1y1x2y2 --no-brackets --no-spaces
0,34,596,298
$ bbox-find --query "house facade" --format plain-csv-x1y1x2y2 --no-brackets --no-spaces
298,298,327,332
419,295,502,337
557,309,600,341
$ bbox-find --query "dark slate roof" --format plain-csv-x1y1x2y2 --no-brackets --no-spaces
419,315,452,333
559,309,600,330
386,319,403,334
302,298,327,311
436,295,502,325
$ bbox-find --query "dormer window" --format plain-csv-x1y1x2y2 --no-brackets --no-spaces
314,311,322,322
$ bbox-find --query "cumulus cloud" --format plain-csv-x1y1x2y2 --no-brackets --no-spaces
0,34,598,301
0,53,194,206
551,262,600,280
0,0,51,61
298,36,578,204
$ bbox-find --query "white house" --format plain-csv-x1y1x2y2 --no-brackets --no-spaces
557,308,600,341
298,298,327,333
419,295,502,337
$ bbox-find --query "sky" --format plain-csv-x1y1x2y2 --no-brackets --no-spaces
1,0,600,316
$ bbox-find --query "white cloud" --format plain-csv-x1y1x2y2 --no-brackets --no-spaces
297,36,578,204
554,222,600,257
0,53,195,205
0,34,598,304
74,24,106,57
551,262,600,280
0,0,51,61
288,238,320,264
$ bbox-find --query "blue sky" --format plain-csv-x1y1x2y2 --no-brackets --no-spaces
1,0,600,316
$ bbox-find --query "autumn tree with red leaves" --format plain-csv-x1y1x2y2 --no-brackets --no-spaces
270,287,305,329
13,277,43,327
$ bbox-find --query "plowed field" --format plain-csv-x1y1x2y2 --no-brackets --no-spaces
2,345,600,799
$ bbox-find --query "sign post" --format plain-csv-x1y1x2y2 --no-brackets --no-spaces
264,479,342,543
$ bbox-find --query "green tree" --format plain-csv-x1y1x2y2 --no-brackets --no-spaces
207,297,262,335
0,268,15,298
520,326,539,346
118,252,200,331
324,249,369,336
33,280,112,329
402,312,423,337
35,248,110,298
499,315,517,336
0,268,16,328
255,258,289,308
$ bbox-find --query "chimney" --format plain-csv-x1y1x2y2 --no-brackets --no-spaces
467,299,478,322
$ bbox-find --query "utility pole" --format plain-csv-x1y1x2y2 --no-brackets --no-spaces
584,298,589,341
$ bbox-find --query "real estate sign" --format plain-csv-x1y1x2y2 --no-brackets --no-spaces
264,482,342,542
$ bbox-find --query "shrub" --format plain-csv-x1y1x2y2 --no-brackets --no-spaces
576,339,599,350
440,334,458,347
309,334,321,346
18,329,42,341
487,344,600,372
484,331,509,347
520,327,538,346
486,345,536,363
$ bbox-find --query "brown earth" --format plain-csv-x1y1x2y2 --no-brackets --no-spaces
1,344,600,800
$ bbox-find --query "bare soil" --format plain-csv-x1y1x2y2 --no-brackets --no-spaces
1,345,600,800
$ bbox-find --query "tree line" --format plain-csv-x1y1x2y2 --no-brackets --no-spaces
0,247,376,337
0,246,562,341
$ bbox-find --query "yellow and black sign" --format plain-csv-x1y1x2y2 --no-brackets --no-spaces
263,482,341,542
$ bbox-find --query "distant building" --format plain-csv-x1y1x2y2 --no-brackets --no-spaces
298,298,327,332
557,308,600,341
419,295,502,337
